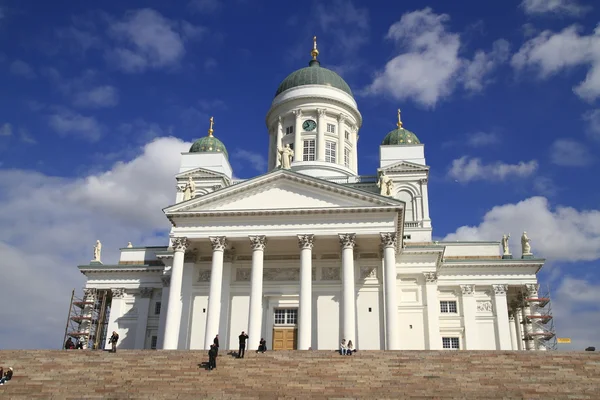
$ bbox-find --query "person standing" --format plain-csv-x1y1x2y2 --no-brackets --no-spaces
109,331,119,353
213,335,219,356
238,331,248,358
208,344,217,371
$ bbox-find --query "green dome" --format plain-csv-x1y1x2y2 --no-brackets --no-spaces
189,135,228,158
275,60,353,98
381,127,421,145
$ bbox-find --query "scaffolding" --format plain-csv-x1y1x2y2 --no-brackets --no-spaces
520,284,557,351
62,288,111,350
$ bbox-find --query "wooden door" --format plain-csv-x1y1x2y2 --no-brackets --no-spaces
272,328,297,350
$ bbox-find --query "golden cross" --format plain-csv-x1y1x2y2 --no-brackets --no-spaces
313,36,317,50
208,116,214,136
397,109,402,128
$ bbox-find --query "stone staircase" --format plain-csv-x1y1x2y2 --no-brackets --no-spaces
0,350,599,399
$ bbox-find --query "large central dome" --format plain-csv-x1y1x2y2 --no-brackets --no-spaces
275,59,353,98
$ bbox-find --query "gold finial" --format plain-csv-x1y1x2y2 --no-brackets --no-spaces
208,116,214,137
397,109,403,128
311,36,319,60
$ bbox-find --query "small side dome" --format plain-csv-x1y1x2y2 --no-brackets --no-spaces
381,109,420,145
189,116,229,158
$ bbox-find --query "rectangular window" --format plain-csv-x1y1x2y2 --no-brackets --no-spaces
285,126,294,135
325,141,336,163
440,301,457,313
442,337,460,350
345,130,350,140
151,336,158,350
274,309,298,325
344,147,350,167
327,123,336,133
303,139,316,161
154,302,161,315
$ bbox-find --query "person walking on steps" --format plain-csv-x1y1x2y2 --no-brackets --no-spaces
238,331,248,358
213,334,219,356
110,331,119,353
208,344,217,371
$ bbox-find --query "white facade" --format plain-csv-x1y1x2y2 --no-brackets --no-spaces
78,50,548,352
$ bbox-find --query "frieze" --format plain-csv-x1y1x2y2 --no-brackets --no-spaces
359,266,377,280
477,301,493,313
264,267,300,281
236,268,251,282
184,248,198,263
198,269,211,282
322,266,340,281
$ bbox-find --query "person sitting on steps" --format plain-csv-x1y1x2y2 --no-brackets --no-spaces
347,340,355,355
340,339,347,355
257,338,267,353
0,367,13,385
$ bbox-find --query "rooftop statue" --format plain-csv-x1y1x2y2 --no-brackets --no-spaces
278,144,293,170
183,176,196,201
502,234,511,255
521,231,532,256
377,171,394,196
93,240,102,263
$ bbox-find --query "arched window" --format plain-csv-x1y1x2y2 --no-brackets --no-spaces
396,190,414,222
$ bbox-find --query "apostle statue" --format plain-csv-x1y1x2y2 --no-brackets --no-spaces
377,171,394,196
93,240,102,262
521,231,532,256
182,177,196,201
278,144,293,170
501,234,510,256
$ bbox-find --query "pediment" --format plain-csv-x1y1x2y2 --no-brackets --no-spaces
175,167,230,181
381,161,429,173
164,170,403,213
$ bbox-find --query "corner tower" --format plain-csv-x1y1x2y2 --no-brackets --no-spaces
265,37,362,178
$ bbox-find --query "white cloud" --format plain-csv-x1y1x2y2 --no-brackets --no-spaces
521,0,590,17
0,123,12,137
550,138,594,166
232,149,267,173
533,176,558,196
448,156,538,183
0,137,190,349
583,109,600,141
19,128,36,144
511,25,600,102
315,0,369,59
48,109,103,142
9,59,36,79
364,8,508,107
188,0,221,14
73,85,119,108
106,9,193,73
466,131,500,147
444,196,600,262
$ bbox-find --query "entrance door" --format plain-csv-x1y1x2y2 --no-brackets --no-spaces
273,328,297,350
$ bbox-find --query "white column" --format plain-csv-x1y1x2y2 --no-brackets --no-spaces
381,233,400,350
134,288,153,349
218,253,233,350
352,126,359,173
268,128,274,171
293,110,303,163
527,283,546,351
513,306,524,350
163,237,188,349
492,284,512,350
460,285,478,350
248,235,267,350
423,272,442,350
317,109,326,162
298,234,314,350
339,233,356,345
337,114,345,165
105,288,125,350
521,298,534,350
509,313,518,350
204,236,227,349
157,277,170,349
420,179,432,228
276,116,283,168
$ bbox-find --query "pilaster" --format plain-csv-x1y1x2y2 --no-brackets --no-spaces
492,284,512,350
423,272,441,350
134,287,153,349
293,110,303,163
460,284,478,350
105,288,125,350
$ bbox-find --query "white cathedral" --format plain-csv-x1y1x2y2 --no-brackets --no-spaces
77,39,552,353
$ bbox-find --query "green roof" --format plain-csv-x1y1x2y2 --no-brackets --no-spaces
189,135,228,158
275,60,353,98
381,127,421,146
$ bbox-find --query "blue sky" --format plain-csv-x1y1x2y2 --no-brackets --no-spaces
1,0,600,350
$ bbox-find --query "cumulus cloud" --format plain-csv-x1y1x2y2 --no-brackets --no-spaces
232,149,267,174
48,109,103,141
448,156,538,183
42,68,119,109
106,9,202,73
512,25,600,102
466,131,500,147
73,85,119,108
364,8,508,107
0,137,190,349
9,59,37,79
550,138,594,166
520,0,590,17
583,109,600,141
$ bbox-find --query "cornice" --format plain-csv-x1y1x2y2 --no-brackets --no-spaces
78,265,165,274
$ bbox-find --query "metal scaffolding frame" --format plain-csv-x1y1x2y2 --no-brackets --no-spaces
62,288,111,349
520,284,557,351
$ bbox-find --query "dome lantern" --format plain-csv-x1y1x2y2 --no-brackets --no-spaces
189,116,229,158
381,109,421,146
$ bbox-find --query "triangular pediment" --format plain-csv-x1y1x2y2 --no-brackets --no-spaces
175,167,230,181
381,160,429,173
164,170,403,213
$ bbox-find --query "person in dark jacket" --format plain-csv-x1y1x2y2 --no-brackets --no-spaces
109,331,119,353
65,338,75,350
0,367,13,385
238,331,248,358
257,338,267,353
213,335,219,355
208,344,217,370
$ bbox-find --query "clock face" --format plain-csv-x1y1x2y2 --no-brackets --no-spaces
302,119,317,131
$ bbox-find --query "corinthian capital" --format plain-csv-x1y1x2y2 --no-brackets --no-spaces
337,113,347,123
380,232,397,248
209,236,227,252
298,234,315,250
292,109,302,118
338,233,356,249
317,108,327,117
423,272,438,283
249,235,267,251
171,237,189,252
493,284,509,296
83,288,97,299
460,284,475,296
111,288,125,299
525,283,539,297
140,287,153,298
